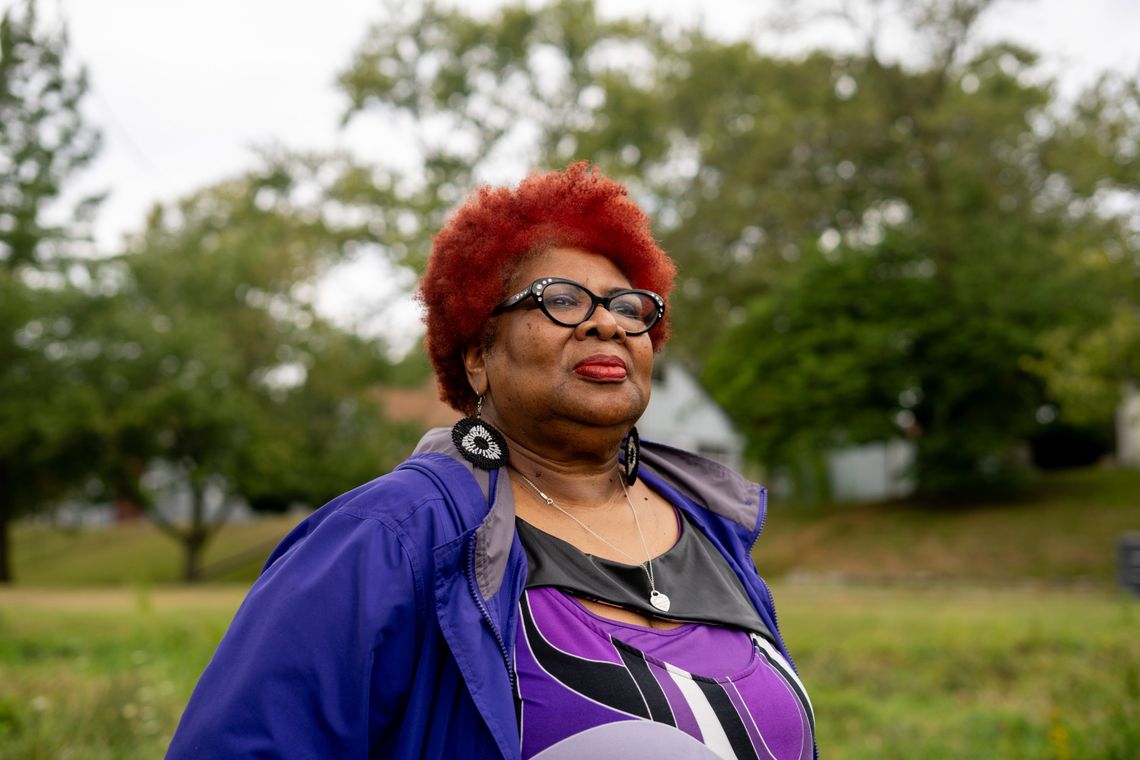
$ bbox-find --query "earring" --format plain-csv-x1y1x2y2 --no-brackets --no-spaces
451,396,510,470
620,427,640,485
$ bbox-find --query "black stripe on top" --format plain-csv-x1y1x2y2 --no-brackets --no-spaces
614,640,677,728
519,592,650,719
695,677,761,760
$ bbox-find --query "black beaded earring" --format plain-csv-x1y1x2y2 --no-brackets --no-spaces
451,396,510,470
620,427,640,485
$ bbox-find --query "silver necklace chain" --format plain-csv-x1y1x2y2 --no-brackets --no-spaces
619,476,659,596
512,469,672,612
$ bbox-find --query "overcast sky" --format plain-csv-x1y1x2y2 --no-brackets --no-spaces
8,0,1139,348
16,0,1137,249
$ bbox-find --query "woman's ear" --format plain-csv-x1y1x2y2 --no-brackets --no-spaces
461,344,489,399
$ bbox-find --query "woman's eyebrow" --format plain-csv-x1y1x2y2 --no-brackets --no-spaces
539,278,633,296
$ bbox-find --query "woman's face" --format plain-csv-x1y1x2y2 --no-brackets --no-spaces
469,247,655,445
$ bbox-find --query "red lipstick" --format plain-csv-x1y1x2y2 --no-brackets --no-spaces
574,354,627,381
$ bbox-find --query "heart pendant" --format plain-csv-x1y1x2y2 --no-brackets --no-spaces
649,590,671,613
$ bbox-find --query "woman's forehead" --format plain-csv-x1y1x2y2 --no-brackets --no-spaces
509,247,631,290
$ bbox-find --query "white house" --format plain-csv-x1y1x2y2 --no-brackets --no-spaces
637,363,918,502
638,362,746,473
826,441,915,502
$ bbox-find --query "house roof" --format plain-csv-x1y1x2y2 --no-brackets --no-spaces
374,382,461,429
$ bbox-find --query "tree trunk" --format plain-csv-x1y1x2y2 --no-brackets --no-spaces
183,480,203,583
0,516,11,584
183,531,206,583
182,480,210,583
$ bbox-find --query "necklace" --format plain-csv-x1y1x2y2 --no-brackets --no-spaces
512,469,672,613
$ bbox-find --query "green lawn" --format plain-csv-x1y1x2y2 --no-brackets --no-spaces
12,514,302,586
11,467,1140,588
755,467,1140,586
0,587,246,759
774,583,1140,759
1,584,1137,759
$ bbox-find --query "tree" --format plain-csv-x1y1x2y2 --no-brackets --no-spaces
0,0,102,581
696,9,1138,495
0,0,101,268
86,157,420,581
338,0,1138,497
1023,71,1140,432
1027,307,1140,430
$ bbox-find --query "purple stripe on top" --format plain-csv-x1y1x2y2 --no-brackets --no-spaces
645,658,702,740
723,680,777,760
525,586,627,665
731,659,815,760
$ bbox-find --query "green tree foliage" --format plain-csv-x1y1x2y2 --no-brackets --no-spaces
0,4,426,585
339,0,1137,496
1027,306,1140,428
1023,72,1140,429
85,157,419,581
0,0,101,267
0,0,102,581
696,17,1137,495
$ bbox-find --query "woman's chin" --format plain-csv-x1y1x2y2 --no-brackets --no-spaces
561,397,646,431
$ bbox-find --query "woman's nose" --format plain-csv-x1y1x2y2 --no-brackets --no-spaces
575,304,627,342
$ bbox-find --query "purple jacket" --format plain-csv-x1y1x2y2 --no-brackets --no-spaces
167,428,808,758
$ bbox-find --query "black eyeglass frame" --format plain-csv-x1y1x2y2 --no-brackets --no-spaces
492,277,666,336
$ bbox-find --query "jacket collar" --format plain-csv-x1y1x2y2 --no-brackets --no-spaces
412,427,517,598
639,438,765,535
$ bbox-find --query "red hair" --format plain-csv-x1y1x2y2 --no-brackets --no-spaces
419,162,675,413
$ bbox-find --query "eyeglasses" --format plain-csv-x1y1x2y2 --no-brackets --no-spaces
492,278,665,335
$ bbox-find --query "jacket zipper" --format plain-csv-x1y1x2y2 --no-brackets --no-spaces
751,485,786,643
466,534,516,691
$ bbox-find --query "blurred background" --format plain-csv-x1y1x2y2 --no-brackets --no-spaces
1,0,1138,756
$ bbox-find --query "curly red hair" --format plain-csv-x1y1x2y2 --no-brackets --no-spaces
420,162,675,413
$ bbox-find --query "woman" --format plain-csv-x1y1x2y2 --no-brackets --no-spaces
168,163,815,759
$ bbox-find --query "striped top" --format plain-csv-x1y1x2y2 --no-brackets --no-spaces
514,586,815,759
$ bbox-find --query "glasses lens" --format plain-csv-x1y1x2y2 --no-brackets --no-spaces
609,292,660,332
539,281,592,326
535,280,662,333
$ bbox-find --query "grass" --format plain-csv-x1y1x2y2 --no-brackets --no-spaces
12,467,1140,588
0,584,1137,759
774,583,1140,759
755,467,1140,586
12,514,303,585
0,587,246,760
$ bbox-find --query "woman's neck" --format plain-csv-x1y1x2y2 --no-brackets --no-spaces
505,438,626,511
477,400,633,509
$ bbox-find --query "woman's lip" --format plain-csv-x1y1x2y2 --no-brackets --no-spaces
575,355,627,370
574,355,627,381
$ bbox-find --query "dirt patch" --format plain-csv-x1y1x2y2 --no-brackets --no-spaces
0,585,248,612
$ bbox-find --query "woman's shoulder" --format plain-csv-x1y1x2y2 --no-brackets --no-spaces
334,471,482,535
336,452,477,524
